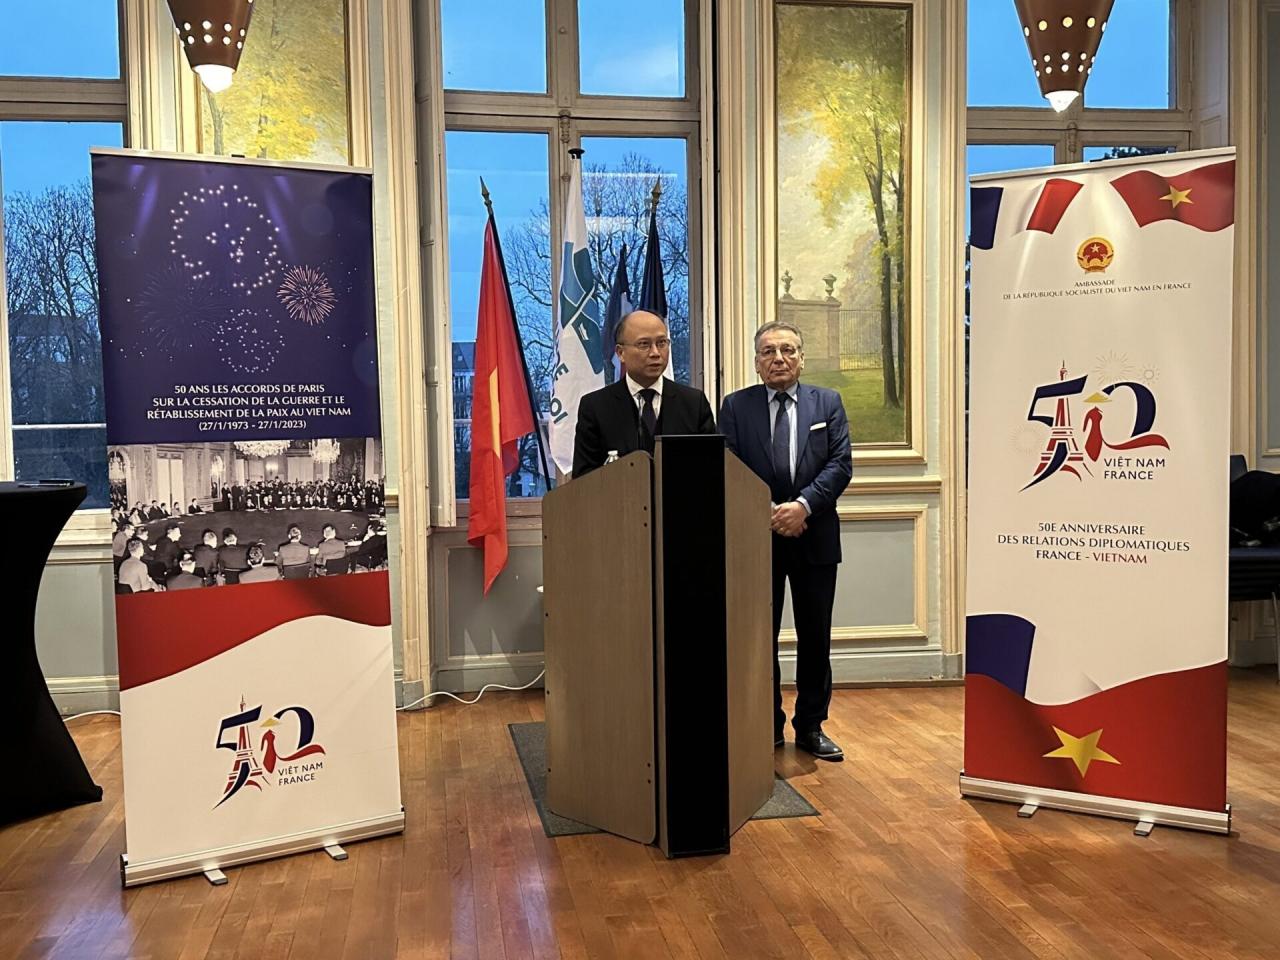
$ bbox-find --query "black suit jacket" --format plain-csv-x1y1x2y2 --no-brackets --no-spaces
153,537,184,573
573,377,717,477
719,382,852,565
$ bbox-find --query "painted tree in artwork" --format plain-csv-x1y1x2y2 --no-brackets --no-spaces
201,0,349,163
776,5,909,411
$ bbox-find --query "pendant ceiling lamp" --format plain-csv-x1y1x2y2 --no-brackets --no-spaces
166,0,256,94
1013,0,1114,112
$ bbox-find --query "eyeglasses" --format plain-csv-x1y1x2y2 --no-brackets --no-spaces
619,338,671,352
757,344,800,359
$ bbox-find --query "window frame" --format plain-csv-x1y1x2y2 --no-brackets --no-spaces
966,0,1193,165
0,0,129,538
962,0,1194,458
439,0,703,516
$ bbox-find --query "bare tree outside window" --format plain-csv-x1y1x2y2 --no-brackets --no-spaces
454,151,690,498
4,181,104,426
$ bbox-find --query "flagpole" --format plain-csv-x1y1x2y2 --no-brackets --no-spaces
480,177,553,490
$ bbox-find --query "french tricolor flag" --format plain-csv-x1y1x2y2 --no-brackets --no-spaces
970,178,1085,250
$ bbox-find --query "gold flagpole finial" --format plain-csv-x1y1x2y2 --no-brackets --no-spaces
479,177,494,215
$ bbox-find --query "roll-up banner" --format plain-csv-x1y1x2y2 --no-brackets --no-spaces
90,150,403,886
963,147,1235,833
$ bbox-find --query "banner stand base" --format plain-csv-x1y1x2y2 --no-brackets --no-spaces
121,809,406,887
959,774,1231,835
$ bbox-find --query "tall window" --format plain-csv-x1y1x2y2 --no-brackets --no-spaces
964,0,1190,433
440,0,700,502
966,0,1189,165
0,1,126,509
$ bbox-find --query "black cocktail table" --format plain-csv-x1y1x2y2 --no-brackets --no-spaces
0,481,103,824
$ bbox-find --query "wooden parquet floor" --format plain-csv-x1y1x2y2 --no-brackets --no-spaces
3,672,1280,960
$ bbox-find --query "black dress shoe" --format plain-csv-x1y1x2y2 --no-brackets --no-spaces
774,732,785,748
795,729,843,762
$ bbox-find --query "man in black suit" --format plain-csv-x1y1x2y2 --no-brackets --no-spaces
572,310,716,477
153,521,184,576
217,528,250,583
192,529,220,584
719,320,853,761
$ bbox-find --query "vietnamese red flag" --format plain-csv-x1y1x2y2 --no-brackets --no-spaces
965,665,1227,811
1110,159,1235,232
965,614,1227,812
468,216,535,593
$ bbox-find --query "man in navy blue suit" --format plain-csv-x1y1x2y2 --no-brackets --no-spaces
719,321,853,761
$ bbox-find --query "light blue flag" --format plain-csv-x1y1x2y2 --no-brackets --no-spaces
549,154,605,474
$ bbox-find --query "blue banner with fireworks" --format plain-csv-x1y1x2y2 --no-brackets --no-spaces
90,152,381,446
90,152,402,887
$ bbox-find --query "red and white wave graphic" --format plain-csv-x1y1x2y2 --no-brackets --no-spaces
115,571,391,690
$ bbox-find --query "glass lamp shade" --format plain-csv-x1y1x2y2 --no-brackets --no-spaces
194,63,234,93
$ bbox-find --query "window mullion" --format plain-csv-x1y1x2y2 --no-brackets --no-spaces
551,0,579,106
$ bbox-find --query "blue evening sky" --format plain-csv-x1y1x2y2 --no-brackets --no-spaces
968,0,1171,109
446,132,687,342
0,122,122,198
0,0,119,79
446,131,551,340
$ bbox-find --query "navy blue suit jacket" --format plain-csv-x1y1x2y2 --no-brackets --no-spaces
719,382,852,564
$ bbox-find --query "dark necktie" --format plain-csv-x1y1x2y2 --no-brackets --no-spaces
639,388,658,453
772,392,792,494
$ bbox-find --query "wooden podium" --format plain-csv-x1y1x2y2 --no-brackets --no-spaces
542,434,774,857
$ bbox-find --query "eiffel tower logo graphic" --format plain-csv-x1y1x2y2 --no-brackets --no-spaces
1026,361,1091,489
216,695,267,807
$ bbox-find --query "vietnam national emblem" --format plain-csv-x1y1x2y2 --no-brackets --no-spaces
1077,236,1115,273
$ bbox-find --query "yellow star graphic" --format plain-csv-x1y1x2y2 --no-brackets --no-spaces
1043,726,1120,776
1160,185,1194,208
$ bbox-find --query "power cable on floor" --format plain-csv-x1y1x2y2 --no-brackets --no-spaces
398,670,545,710
55,676,544,722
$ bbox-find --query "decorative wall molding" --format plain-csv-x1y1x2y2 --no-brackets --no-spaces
938,0,967,659
846,475,942,496
373,0,432,702
777,502,930,648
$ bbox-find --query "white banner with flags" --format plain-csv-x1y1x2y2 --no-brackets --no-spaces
963,147,1235,829
549,153,605,474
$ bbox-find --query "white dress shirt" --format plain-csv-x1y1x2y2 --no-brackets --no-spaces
626,373,664,421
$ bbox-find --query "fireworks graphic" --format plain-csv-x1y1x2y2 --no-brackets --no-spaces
170,183,282,292
277,265,337,326
218,308,286,376
134,262,230,358
1092,350,1134,385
